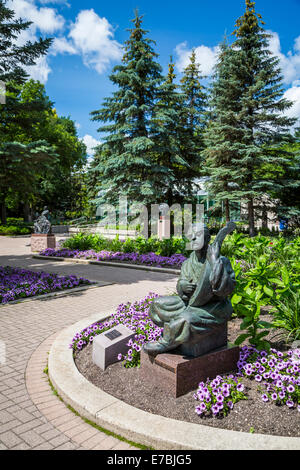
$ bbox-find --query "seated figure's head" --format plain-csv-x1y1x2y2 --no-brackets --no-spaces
187,223,211,251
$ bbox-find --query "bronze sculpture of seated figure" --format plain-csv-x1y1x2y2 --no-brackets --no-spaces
143,221,236,356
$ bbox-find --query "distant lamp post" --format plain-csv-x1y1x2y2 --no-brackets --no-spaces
0,81,6,105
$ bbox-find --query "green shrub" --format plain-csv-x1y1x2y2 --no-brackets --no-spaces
0,225,31,235
63,232,106,251
271,288,300,343
62,233,189,257
6,217,24,225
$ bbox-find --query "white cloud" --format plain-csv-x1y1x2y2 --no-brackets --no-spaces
7,3,124,80
49,9,124,75
81,134,101,158
51,36,77,55
38,0,69,5
8,0,65,33
283,84,300,128
267,30,300,85
27,55,52,82
175,41,219,76
68,9,123,74
266,31,300,128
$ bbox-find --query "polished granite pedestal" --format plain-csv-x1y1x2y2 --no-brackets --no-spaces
140,343,240,398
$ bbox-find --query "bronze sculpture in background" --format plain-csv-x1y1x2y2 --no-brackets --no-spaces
33,207,51,234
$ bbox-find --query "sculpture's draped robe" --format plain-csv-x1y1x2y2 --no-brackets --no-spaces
149,251,236,342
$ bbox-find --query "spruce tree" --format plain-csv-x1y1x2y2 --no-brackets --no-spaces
179,50,207,194
230,0,296,235
203,0,296,234
150,57,188,206
91,11,168,208
203,41,246,222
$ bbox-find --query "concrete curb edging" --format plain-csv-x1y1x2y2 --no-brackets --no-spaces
33,255,181,275
48,314,300,450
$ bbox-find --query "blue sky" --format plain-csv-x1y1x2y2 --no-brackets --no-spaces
8,0,300,155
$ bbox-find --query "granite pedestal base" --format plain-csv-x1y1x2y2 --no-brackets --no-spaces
31,233,56,252
140,344,240,398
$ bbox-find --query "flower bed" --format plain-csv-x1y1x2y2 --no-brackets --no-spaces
71,294,300,418
195,345,300,417
39,248,186,268
70,293,162,367
0,266,91,304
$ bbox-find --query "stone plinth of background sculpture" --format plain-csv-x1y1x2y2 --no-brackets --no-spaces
140,221,240,397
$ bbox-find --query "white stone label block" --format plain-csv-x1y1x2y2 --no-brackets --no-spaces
92,324,135,370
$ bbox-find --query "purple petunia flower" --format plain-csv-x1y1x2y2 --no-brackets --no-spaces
211,404,219,415
286,400,294,408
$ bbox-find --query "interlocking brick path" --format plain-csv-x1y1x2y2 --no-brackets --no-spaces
0,236,177,450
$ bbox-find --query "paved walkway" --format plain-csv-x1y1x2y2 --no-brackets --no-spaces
0,237,177,450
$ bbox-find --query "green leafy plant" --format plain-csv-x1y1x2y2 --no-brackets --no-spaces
233,286,272,351
0,225,31,235
271,288,300,343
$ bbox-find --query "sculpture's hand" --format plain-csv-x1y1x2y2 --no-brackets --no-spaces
181,281,197,295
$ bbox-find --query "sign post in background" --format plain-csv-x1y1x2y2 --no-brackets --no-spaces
0,80,6,104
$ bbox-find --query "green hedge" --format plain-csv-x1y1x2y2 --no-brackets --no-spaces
0,225,32,235
62,233,190,257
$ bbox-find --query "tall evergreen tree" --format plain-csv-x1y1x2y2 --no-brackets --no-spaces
203,0,296,234
231,0,295,235
179,50,207,192
91,10,167,208
203,40,246,222
150,57,188,206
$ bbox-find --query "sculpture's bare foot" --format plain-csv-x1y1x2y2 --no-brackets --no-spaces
143,341,178,355
143,341,165,354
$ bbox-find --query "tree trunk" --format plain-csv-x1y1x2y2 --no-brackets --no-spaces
23,200,32,222
0,200,7,225
248,198,256,237
261,204,268,230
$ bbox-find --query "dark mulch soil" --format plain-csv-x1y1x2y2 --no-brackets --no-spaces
74,314,300,438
